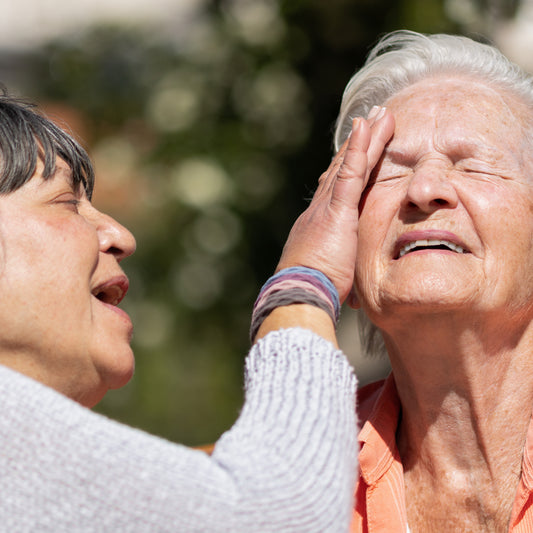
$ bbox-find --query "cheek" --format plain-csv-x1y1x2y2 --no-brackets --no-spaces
467,185,532,260
6,216,99,289
491,209,533,274
357,190,393,264
43,216,100,262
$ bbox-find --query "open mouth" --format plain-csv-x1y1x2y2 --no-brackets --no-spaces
92,277,128,306
93,286,124,306
397,239,466,259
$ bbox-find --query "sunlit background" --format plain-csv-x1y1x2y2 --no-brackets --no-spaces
0,0,528,445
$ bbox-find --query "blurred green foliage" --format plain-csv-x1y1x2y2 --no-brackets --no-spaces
10,0,466,444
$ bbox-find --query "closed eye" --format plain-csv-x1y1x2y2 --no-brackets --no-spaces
456,160,495,174
454,153,518,180
51,191,82,212
58,198,81,213
62,199,81,206
372,167,412,184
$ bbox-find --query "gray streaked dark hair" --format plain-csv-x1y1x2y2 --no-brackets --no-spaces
0,86,94,198
334,30,533,357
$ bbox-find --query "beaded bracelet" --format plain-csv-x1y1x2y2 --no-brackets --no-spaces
250,266,340,341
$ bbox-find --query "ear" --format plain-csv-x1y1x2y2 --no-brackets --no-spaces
346,287,360,309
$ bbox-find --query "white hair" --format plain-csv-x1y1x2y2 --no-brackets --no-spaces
335,30,533,357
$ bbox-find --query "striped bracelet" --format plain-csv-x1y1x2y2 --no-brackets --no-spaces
250,266,340,341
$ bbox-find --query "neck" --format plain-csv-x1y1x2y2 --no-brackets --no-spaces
382,310,533,530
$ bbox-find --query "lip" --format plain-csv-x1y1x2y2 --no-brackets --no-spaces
92,275,129,305
98,299,132,324
393,230,470,260
91,275,132,329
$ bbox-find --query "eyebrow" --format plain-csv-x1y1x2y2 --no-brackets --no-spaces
382,137,519,167
51,162,83,191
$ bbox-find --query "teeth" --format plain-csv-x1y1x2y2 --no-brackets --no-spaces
399,239,465,258
93,286,123,305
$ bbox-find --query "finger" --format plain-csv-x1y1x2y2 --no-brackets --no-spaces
317,107,389,200
329,118,371,208
366,105,383,127
317,148,345,191
324,108,382,195
366,108,395,176
337,118,371,181
315,120,355,197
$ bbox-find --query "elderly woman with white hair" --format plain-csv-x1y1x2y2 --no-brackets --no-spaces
290,29,533,531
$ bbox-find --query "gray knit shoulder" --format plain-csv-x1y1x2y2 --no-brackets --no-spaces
0,328,357,532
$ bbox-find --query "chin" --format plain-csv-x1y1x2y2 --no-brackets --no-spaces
80,387,109,408
60,345,135,408
93,345,136,396
107,349,136,390
109,363,135,390
80,368,134,409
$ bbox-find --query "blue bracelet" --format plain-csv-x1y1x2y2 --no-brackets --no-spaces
250,266,341,341
258,267,340,319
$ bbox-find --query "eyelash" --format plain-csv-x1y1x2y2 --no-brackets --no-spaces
374,162,496,180
373,171,411,184
61,199,81,211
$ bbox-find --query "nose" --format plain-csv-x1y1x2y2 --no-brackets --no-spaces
402,160,459,214
88,206,136,262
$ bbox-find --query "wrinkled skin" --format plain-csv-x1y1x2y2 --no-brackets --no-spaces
0,159,136,407
277,107,395,305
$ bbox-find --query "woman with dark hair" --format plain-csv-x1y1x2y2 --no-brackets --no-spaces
0,88,392,532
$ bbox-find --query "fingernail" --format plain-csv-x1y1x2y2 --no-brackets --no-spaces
375,106,387,121
367,106,381,120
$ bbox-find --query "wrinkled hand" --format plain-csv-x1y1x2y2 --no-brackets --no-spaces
277,106,395,305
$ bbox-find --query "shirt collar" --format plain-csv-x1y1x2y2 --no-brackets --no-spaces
358,374,402,486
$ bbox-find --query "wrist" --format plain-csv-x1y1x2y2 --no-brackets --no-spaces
254,304,339,347
250,266,340,343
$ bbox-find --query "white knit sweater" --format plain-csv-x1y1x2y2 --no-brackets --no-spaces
0,328,358,532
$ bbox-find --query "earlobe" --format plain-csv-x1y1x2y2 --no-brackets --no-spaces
347,288,360,309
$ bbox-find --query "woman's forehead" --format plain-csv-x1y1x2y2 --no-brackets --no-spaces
35,155,89,193
385,76,531,153
385,75,523,110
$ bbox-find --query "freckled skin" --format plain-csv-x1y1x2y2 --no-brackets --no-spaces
355,75,533,329
355,75,533,532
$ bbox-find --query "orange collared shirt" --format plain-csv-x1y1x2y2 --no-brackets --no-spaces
350,375,533,533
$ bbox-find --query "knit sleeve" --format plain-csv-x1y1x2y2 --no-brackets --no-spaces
0,327,358,533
